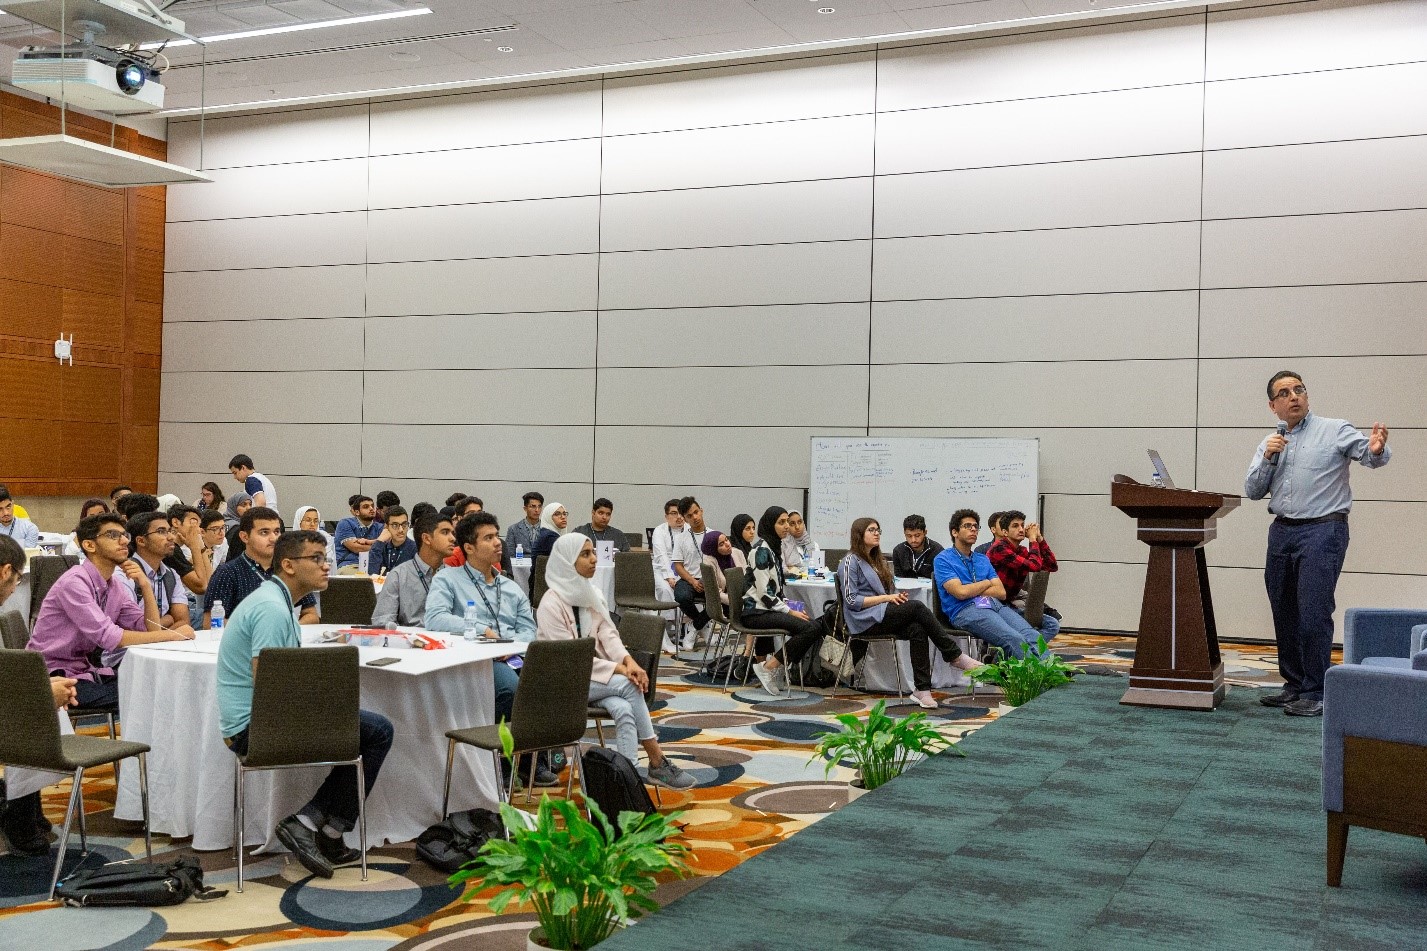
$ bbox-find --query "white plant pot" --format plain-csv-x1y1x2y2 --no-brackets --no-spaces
846,782,870,803
996,702,1020,717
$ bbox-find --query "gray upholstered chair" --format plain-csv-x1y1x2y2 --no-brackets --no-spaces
612,550,671,615
699,562,733,668
1323,657,1427,886
320,576,377,625
27,555,77,628
829,572,905,702
723,568,796,695
233,646,367,892
442,638,596,814
823,548,849,571
0,609,29,650
0,649,152,900
1342,607,1427,667
530,555,549,609
1022,571,1051,628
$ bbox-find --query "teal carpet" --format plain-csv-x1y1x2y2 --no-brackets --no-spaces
602,677,1427,951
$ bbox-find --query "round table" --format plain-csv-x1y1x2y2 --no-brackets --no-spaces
113,625,523,852
783,575,975,692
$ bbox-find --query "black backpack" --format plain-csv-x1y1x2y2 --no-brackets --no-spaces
55,858,226,907
580,746,655,833
415,807,507,873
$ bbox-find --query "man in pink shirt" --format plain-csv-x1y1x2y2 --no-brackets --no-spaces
27,512,192,712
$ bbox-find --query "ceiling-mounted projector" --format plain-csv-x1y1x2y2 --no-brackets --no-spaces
12,44,164,113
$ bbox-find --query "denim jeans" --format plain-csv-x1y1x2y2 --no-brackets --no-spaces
954,601,1056,658
1265,518,1348,701
588,674,655,764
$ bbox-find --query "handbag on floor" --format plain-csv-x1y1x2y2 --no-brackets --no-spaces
55,858,226,907
416,807,507,873
580,746,655,833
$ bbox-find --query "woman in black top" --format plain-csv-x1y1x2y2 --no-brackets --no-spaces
741,506,824,695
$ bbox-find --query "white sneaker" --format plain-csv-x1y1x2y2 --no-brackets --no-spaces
910,690,938,709
662,634,678,655
752,660,782,695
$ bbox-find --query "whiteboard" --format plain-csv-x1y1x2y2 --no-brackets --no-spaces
807,437,1039,550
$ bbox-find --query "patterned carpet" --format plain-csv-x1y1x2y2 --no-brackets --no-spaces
0,635,1299,950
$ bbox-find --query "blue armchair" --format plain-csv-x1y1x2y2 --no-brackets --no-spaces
1322,658,1427,886
1342,608,1427,666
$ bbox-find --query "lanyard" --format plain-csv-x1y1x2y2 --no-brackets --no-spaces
463,565,501,636
243,555,269,583
0,521,13,537
135,559,168,614
909,546,929,573
415,561,432,595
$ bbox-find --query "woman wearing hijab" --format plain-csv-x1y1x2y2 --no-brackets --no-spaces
743,506,825,695
199,481,225,511
536,534,695,790
781,510,820,570
699,530,745,605
840,516,982,709
295,506,338,575
222,492,252,563
531,501,568,559
729,514,756,560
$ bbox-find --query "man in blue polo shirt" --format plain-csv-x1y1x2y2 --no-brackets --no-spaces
334,495,383,572
217,529,393,879
203,508,318,627
933,508,1055,659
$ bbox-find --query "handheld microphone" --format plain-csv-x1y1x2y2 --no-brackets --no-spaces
1269,421,1288,467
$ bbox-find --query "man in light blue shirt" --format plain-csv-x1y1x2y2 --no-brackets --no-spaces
1245,370,1390,717
425,510,555,787
0,486,39,548
216,529,393,879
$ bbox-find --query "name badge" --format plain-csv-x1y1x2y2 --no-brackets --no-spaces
972,595,995,609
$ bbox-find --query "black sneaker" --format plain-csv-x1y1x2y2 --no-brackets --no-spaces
1,793,49,857
275,816,334,878
1259,689,1299,708
1284,698,1323,717
532,766,561,787
316,831,362,867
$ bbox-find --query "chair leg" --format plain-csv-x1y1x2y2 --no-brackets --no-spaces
1327,812,1349,887
138,752,152,862
107,713,120,786
569,744,588,821
565,744,577,802
507,752,520,805
892,643,906,702
49,767,85,901
77,780,88,854
525,753,537,805
235,762,246,892
355,758,368,883
594,718,606,747
441,738,456,820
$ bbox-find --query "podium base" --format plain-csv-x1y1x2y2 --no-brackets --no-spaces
1121,682,1226,711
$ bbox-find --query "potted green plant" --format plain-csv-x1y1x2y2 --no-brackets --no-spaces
966,636,1077,708
450,795,689,950
809,699,962,794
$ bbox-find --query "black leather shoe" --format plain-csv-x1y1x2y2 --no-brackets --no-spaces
316,831,362,867
276,816,334,878
1284,698,1323,717
1,802,50,857
1260,689,1299,708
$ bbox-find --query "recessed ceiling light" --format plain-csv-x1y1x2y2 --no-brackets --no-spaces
497,46,514,52
141,7,433,49
388,51,421,62
817,7,836,13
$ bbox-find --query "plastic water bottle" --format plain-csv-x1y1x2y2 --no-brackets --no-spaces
514,544,525,562
802,551,813,576
210,600,225,633
463,601,480,642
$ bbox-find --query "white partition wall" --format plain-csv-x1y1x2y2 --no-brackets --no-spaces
160,0,1427,640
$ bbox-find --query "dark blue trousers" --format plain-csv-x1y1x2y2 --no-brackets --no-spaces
1264,519,1349,701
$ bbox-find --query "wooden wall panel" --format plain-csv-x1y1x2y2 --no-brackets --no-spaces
0,88,167,496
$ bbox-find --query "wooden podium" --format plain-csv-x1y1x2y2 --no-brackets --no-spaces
1111,475,1240,710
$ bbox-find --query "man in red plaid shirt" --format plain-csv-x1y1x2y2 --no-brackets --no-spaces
987,512,1060,634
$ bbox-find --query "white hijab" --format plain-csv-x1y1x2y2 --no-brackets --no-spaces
545,533,610,633
540,502,568,535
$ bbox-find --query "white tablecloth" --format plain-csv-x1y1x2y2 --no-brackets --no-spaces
510,559,615,607
784,576,973,691
113,625,526,852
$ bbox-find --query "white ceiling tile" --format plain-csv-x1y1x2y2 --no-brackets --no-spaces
513,3,670,49
749,0,898,25
269,1,354,19
895,0,1033,30
218,7,304,28
619,0,776,39
672,25,798,55
581,38,694,65
769,10,914,43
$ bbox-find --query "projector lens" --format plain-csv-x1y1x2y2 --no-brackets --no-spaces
116,62,146,94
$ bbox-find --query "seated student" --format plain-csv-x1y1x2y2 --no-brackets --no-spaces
441,497,485,567
216,530,393,879
933,509,1056,658
334,495,382,572
28,513,192,712
0,485,39,547
504,491,544,559
744,507,826,695
0,534,78,855
729,514,756,560
672,497,712,647
973,512,1005,555
109,485,132,506
228,454,277,514
375,491,401,523
650,499,684,600
223,493,252,563
201,508,229,567
530,502,568,559
700,529,745,605
373,513,454,627
444,491,469,510
114,492,159,523
574,498,630,553
204,507,319,627
368,506,416,575
425,512,556,787
780,510,819,570
126,511,193,632
409,501,437,527
167,504,215,598
536,535,695,789
987,511,1061,630
892,514,944,580
63,498,111,556
199,481,225,512
840,518,981,709
295,506,338,573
